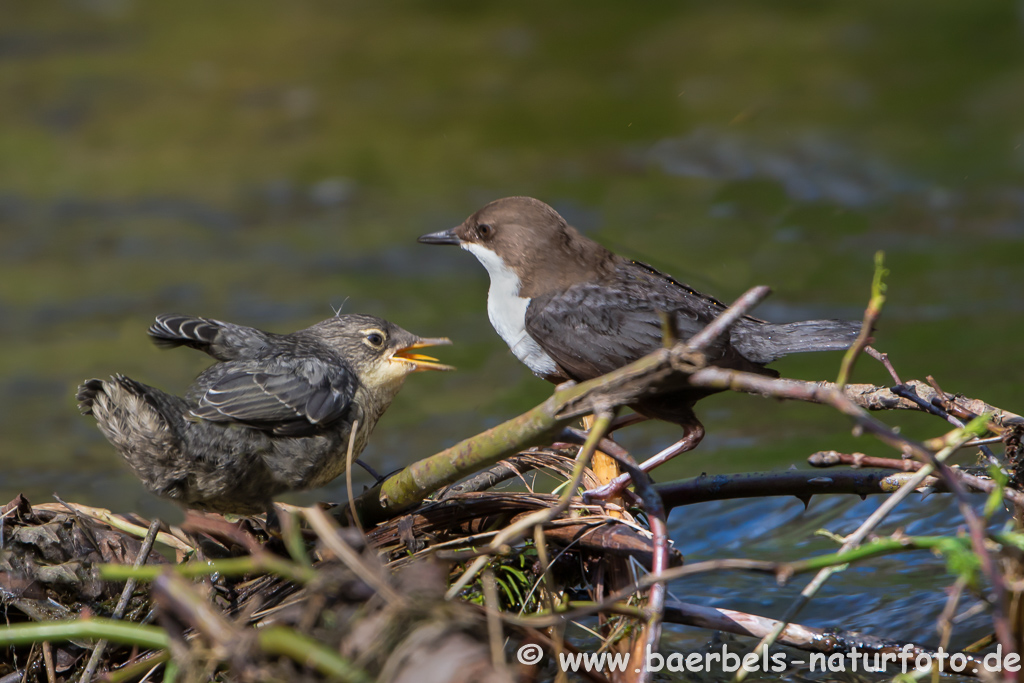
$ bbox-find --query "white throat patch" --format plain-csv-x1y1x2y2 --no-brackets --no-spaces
462,242,559,377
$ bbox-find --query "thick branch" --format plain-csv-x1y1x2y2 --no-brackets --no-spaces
352,343,1020,526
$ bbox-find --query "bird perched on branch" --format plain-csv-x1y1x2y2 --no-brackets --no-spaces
419,196,860,486
77,313,452,515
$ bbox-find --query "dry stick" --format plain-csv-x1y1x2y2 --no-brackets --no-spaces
938,576,969,652
302,506,404,605
353,377,1020,527
344,419,364,535
41,641,55,683
708,404,994,680
661,600,866,653
689,285,772,350
481,571,508,675
583,411,624,515
653,468,949,510
580,436,669,682
32,502,191,553
532,527,568,683
444,410,617,600
892,383,1001,466
659,601,989,677
808,449,923,471
724,368,1011,668
103,651,171,683
865,345,902,384
825,391,1017,678
80,518,162,683
553,529,997,625
686,369,1024,505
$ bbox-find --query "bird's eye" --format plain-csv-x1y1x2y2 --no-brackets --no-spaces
366,332,385,347
478,223,493,239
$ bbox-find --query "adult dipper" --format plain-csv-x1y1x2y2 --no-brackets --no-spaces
78,313,452,515
418,196,860,481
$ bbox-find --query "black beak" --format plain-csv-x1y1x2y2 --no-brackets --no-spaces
418,228,461,246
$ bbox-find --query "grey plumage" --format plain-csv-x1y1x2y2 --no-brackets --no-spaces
78,313,451,515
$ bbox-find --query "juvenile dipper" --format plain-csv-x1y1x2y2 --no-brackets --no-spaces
419,196,860,480
78,313,452,515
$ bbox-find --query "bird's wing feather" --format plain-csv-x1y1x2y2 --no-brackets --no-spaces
193,357,358,434
525,283,667,380
524,263,745,380
149,314,272,361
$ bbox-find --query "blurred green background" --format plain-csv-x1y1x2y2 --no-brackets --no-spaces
2,0,1023,657
1,2,1021,528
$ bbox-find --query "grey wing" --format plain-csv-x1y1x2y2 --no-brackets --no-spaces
192,357,359,436
525,283,667,381
525,262,751,380
148,314,272,362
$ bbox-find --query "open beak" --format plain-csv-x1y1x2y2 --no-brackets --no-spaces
392,337,455,372
417,228,461,245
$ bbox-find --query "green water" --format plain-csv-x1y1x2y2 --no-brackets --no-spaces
1,1,1021,671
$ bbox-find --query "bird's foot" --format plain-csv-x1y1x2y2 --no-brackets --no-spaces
582,430,705,502
355,459,403,487
582,472,633,503
607,412,649,434
355,458,385,483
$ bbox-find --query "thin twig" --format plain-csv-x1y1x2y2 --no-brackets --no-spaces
41,641,55,683
480,571,508,675
445,410,617,600
80,518,162,683
578,437,669,681
892,383,1001,466
808,450,922,471
865,345,902,384
734,419,992,683
302,506,402,604
937,576,968,651
688,285,772,351
345,419,364,535
836,250,885,388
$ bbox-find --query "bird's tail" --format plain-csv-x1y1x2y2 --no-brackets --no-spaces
77,375,186,458
731,319,864,364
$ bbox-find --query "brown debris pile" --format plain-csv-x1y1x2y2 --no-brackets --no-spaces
1,452,655,682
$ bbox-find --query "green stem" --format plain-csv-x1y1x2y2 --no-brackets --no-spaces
836,250,887,388
785,535,959,573
99,554,316,583
257,626,374,683
105,651,171,683
0,619,169,650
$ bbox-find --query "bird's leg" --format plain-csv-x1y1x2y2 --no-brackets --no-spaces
551,411,649,450
354,458,385,482
264,503,283,536
354,459,403,486
608,411,649,434
583,422,705,502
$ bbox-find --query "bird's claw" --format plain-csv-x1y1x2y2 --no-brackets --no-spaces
582,472,633,503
